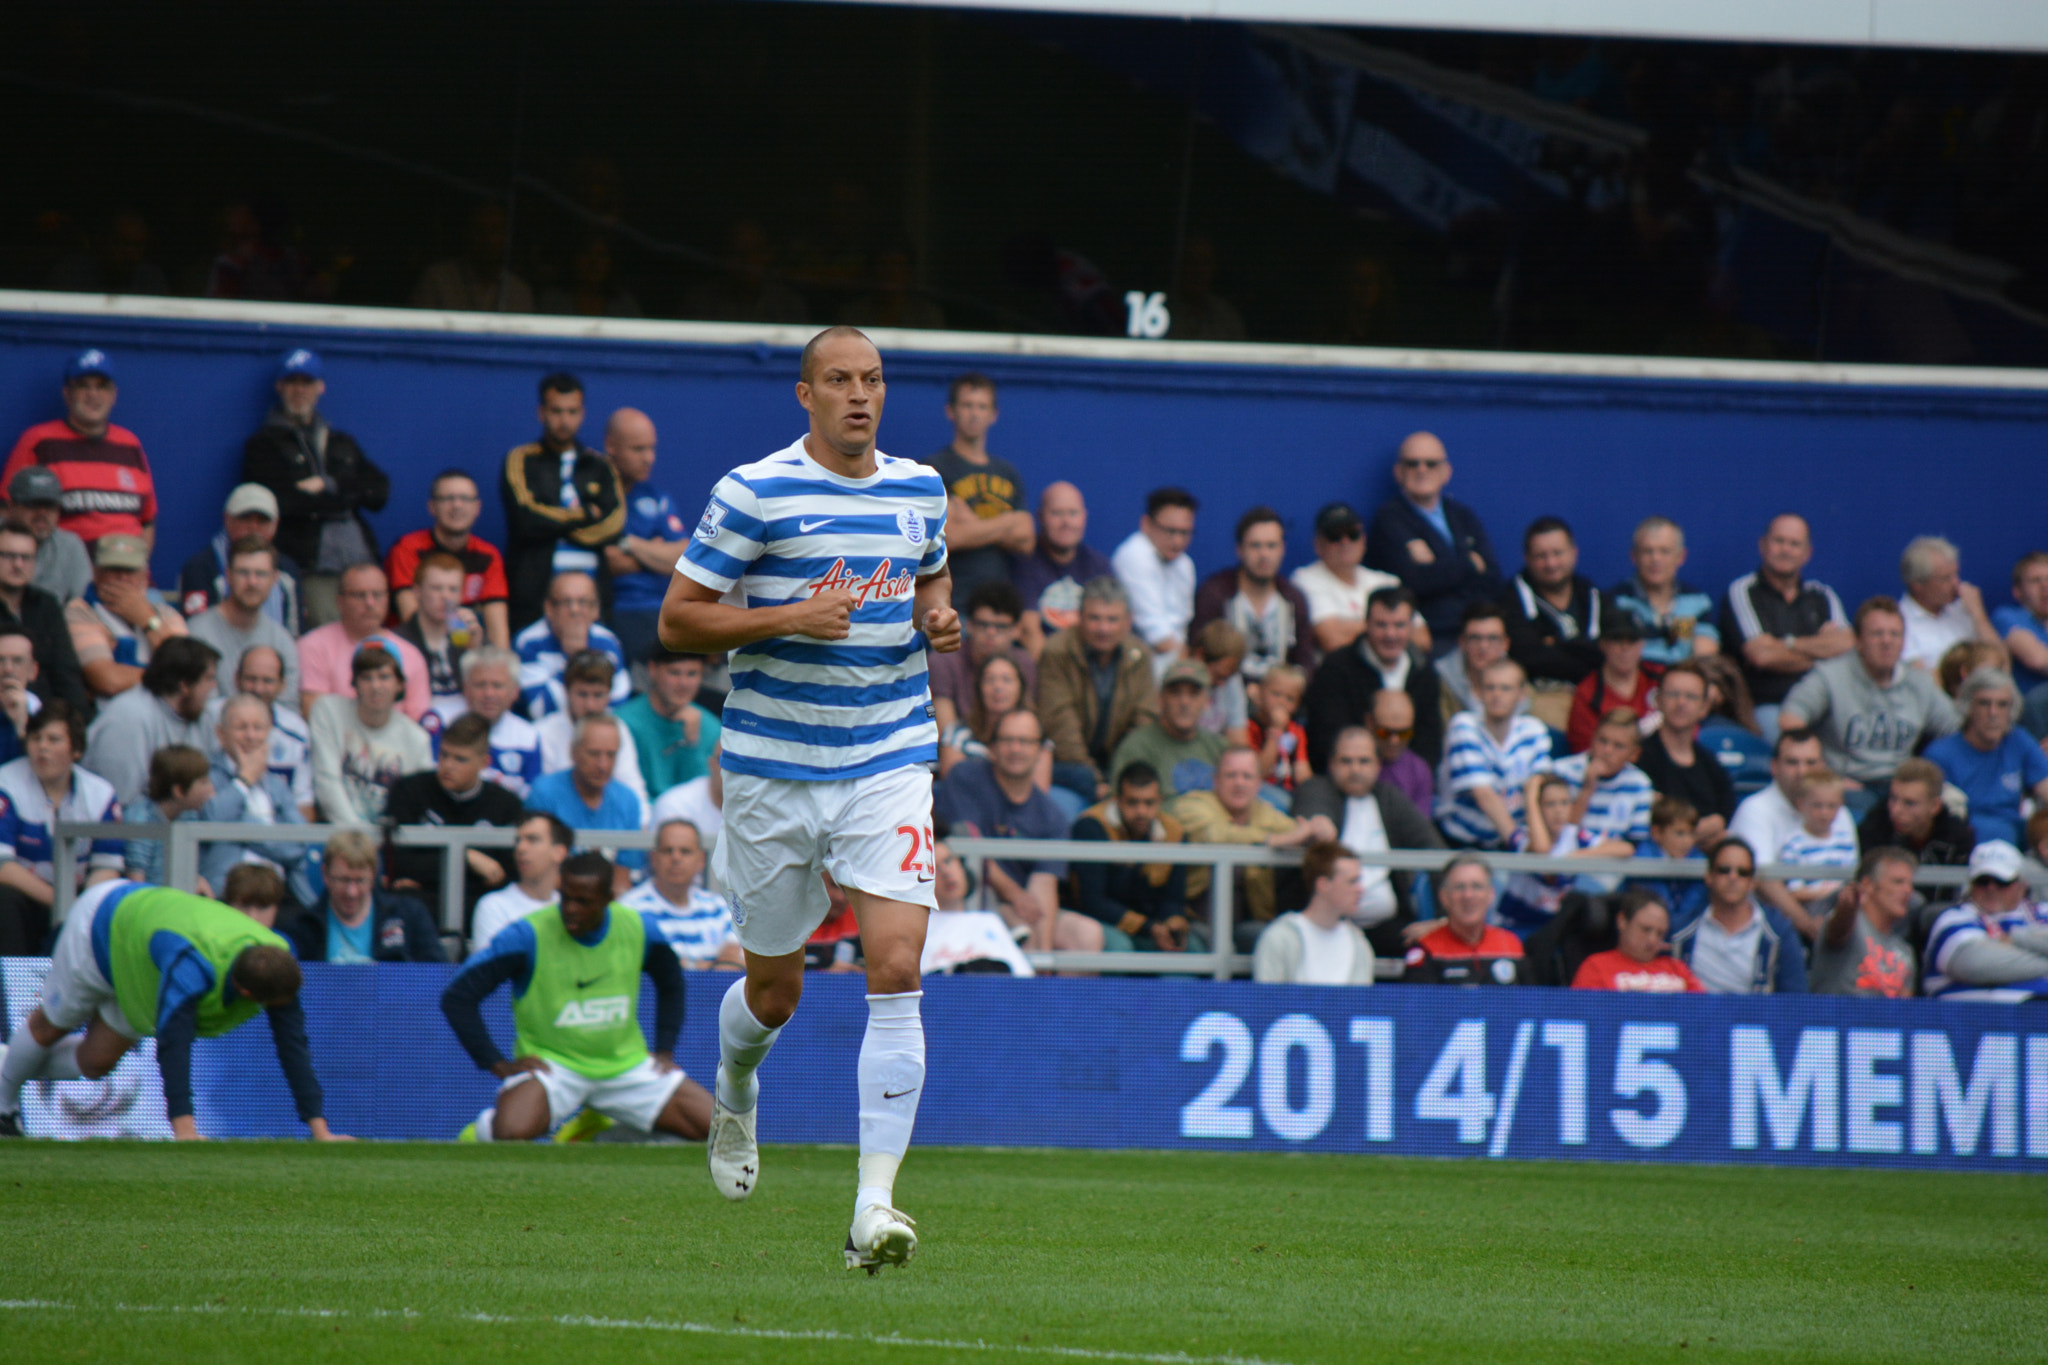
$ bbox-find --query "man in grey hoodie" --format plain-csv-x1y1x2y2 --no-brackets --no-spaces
1780,596,1956,819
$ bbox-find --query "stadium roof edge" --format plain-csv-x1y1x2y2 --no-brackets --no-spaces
4,288,2047,394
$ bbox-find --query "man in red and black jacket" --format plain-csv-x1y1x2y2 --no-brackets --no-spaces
2,348,157,550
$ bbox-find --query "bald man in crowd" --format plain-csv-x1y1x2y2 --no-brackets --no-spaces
1364,431,1502,646
603,407,687,666
1014,480,1114,658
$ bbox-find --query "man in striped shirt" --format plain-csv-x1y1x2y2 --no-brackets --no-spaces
662,326,959,1275
1548,708,1656,848
1435,659,1553,848
621,818,743,969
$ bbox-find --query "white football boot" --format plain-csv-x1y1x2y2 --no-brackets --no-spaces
705,1070,759,1201
844,1204,917,1274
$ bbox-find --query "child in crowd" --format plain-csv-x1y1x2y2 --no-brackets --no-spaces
1626,795,1707,922
1246,663,1310,798
1778,769,1859,904
1194,619,1250,746
1496,775,1634,934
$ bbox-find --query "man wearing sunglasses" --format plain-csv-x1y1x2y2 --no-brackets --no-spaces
1922,840,2048,1000
1667,836,1807,994
1291,502,1401,657
1364,431,1502,646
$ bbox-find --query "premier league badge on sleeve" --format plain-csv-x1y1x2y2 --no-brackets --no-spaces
696,501,727,542
896,507,926,546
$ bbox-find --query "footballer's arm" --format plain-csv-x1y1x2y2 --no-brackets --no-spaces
660,574,855,654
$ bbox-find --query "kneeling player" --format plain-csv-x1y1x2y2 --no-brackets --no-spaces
0,879,341,1140
441,851,711,1143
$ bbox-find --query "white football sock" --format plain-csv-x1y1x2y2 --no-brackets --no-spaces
855,990,924,1216
0,1034,48,1114
472,1107,495,1142
716,978,781,1113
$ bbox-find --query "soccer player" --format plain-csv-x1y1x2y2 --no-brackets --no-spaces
0,878,341,1140
441,851,711,1143
660,325,959,1273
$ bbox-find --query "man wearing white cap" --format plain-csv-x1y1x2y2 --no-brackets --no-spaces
240,348,388,628
1921,840,2048,1000
176,482,303,635
65,534,187,700
6,467,91,603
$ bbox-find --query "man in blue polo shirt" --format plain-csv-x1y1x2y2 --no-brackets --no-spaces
600,408,686,669
526,711,647,891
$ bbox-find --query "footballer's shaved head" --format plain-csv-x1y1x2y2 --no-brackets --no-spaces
799,325,876,384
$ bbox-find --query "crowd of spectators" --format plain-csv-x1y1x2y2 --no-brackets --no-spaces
4,346,2046,1007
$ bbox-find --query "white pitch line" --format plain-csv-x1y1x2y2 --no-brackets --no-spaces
0,1300,1301,1365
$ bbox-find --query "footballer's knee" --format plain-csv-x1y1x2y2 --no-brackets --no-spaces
745,970,803,1029
862,949,922,997
24,1008,63,1047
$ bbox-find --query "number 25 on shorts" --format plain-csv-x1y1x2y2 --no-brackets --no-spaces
897,823,936,881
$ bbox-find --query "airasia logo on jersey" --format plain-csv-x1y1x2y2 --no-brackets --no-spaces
809,558,914,608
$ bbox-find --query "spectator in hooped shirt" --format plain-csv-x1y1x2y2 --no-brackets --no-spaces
1435,659,1553,849
427,645,545,801
2,347,158,547
514,570,629,720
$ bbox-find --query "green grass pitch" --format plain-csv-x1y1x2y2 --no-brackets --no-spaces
1,1142,2041,1364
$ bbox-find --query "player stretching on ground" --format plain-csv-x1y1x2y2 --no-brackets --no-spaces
660,325,958,1273
0,879,341,1140
442,851,713,1143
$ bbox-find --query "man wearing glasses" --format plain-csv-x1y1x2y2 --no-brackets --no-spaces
0,522,88,715
384,469,511,649
1667,837,1808,994
1364,431,1502,647
1110,487,1198,682
514,571,629,720
1922,840,2048,1000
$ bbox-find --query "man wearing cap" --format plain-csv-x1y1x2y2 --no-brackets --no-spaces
185,536,302,704
1108,659,1229,800
1922,840,2048,999
1291,502,1404,658
240,348,389,628
175,483,303,635
66,534,187,701
6,467,91,604
3,348,158,547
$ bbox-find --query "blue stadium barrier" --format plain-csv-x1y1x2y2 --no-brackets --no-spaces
6,958,2044,1173
4,295,2047,614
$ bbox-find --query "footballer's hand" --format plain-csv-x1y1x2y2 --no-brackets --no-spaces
923,604,962,653
790,588,855,640
308,1118,354,1141
170,1115,205,1141
491,1055,552,1079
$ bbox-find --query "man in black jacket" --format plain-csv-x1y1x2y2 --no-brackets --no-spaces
1305,586,1443,772
1364,431,1502,646
280,828,446,963
384,712,523,924
0,519,89,715
1292,726,1445,956
240,348,389,629
1500,516,1603,728
500,372,624,633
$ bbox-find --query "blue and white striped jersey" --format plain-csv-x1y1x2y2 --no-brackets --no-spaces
0,756,124,887
1435,712,1554,846
1777,825,1859,893
423,698,546,799
514,619,630,720
1548,753,1655,845
621,879,736,963
1923,900,2048,997
678,437,949,782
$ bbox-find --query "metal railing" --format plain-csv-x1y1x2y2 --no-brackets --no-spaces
57,820,2030,978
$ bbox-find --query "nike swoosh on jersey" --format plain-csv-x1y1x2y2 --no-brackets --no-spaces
799,517,835,532
575,976,602,989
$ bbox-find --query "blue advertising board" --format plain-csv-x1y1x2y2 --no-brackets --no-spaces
7,960,2044,1173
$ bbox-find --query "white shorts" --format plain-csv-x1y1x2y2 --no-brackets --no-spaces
713,764,938,956
39,881,141,1040
500,1056,686,1133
